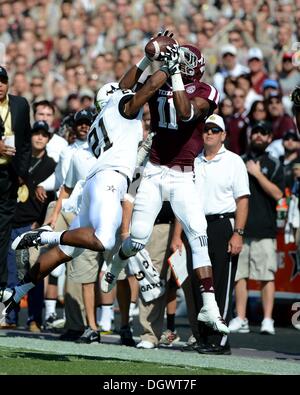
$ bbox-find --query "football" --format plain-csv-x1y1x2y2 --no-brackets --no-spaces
145,35,177,61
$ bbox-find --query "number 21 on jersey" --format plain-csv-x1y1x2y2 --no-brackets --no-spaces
88,117,113,158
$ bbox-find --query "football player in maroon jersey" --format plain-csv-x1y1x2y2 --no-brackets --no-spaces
101,38,229,335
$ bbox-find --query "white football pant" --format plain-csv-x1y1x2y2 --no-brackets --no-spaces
60,170,127,258
131,161,211,268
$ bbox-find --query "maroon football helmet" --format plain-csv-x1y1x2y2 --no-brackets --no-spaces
179,44,205,82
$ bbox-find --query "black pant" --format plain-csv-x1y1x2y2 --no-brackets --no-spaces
0,166,18,287
183,217,238,347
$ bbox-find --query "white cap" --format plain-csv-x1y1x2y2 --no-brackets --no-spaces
221,44,237,56
248,47,263,61
205,114,225,131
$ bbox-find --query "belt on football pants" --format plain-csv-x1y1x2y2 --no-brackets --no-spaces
205,212,235,222
114,170,130,189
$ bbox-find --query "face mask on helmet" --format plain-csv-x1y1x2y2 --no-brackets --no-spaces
95,82,119,112
179,45,205,82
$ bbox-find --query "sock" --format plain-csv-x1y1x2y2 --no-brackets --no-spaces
99,304,113,331
199,277,215,293
44,299,57,320
167,313,175,332
14,282,35,303
40,231,64,245
129,302,136,316
201,292,217,308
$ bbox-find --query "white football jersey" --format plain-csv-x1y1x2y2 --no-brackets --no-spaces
87,89,143,180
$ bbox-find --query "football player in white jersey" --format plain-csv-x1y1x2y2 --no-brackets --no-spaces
1,48,171,317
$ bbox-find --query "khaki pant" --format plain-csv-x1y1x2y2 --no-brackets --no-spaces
43,201,86,331
139,223,174,345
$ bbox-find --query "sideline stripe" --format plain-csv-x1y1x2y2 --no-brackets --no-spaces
0,334,299,375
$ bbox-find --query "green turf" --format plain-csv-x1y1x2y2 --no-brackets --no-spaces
0,346,251,375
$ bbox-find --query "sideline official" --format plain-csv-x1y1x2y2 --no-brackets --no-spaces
190,114,250,354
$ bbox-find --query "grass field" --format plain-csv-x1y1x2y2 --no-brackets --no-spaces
0,346,250,375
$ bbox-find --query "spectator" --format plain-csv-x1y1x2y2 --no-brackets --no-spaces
218,97,234,127
0,66,31,289
266,92,296,140
3,121,56,331
213,44,249,99
226,87,249,155
33,100,68,164
279,52,300,115
236,73,262,112
229,120,284,335
247,47,268,95
267,130,300,189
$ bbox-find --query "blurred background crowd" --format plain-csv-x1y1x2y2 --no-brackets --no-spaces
1,0,300,128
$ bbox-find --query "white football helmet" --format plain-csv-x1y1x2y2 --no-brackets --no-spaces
95,82,119,112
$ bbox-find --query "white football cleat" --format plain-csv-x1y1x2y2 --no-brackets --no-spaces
198,305,230,335
0,287,17,317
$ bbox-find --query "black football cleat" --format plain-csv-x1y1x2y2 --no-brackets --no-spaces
11,225,53,250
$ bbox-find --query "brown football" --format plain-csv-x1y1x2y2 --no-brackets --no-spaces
145,35,176,61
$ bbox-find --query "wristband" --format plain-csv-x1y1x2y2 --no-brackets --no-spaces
171,73,185,91
124,192,135,204
136,56,151,72
159,64,170,78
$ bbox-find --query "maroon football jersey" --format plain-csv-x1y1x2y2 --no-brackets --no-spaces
148,80,219,169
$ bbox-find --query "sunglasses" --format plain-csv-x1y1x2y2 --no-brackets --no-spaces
203,127,223,134
251,128,270,136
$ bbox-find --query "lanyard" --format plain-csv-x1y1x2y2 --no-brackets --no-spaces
0,101,10,127
28,158,42,174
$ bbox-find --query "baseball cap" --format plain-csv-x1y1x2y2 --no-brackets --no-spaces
266,91,282,102
221,44,237,57
79,88,94,100
74,109,93,124
283,129,299,141
262,79,279,90
32,120,50,134
282,52,293,61
205,114,225,131
248,47,263,61
0,66,8,80
251,120,272,134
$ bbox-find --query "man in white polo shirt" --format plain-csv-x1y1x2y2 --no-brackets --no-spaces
192,114,250,354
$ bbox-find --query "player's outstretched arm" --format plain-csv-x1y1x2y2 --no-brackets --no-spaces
123,69,168,117
119,30,174,90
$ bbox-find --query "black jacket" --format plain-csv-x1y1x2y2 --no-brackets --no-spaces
8,94,31,179
13,152,56,227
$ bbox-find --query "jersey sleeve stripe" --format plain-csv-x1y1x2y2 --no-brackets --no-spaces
207,84,217,101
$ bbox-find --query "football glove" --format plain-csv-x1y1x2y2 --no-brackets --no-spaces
161,43,181,76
